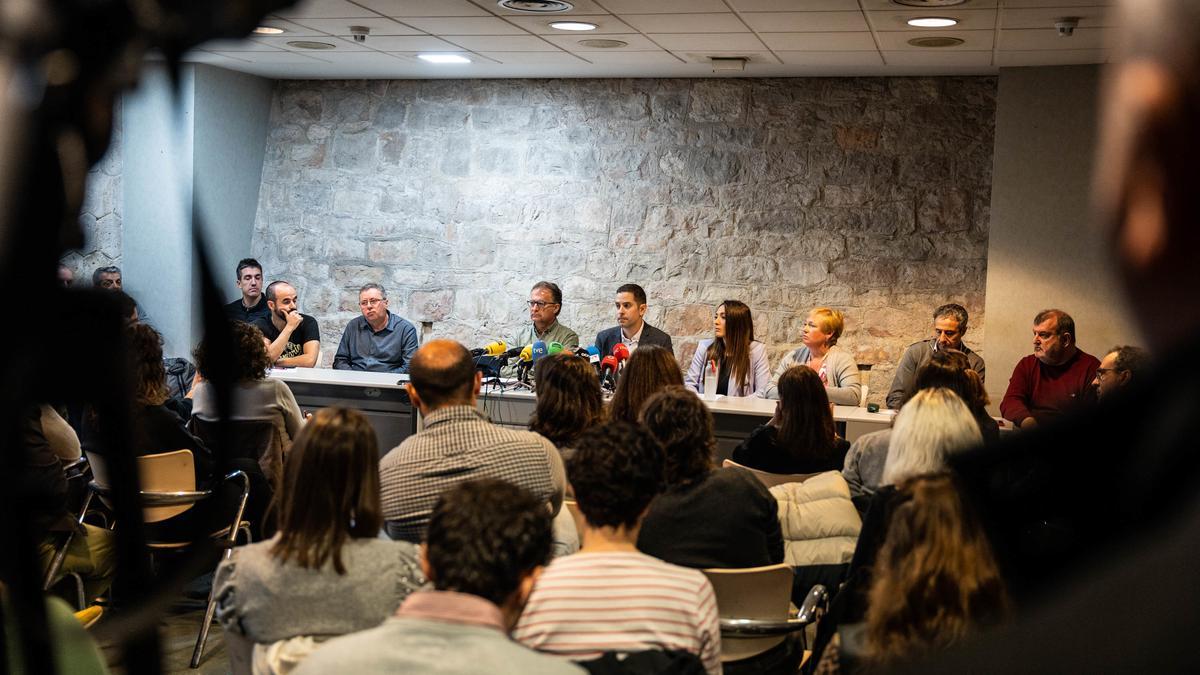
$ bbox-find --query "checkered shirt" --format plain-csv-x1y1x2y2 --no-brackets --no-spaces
379,405,564,542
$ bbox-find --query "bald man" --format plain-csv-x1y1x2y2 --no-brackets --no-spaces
378,339,566,542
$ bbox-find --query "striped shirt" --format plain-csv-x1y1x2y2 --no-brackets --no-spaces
379,406,566,542
514,551,722,674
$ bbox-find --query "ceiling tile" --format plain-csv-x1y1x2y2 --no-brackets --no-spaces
542,33,664,51
400,17,528,35
867,9,997,32
476,51,589,64
1002,0,1113,7
623,13,749,33
883,50,993,66
1001,6,1113,30
648,33,768,51
288,17,424,35
672,50,781,64
997,49,1108,66
480,0,610,13
774,50,883,65
577,51,685,64
366,35,467,50
742,11,869,32
503,15,636,34
729,0,860,9
274,0,381,19
599,0,729,13
211,51,330,63
307,51,408,63
354,0,488,16
759,32,877,50
860,0,996,7
184,51,253,64
444,35,560,51
200,38,284,52
251,35,374,51
999,27,1109,50
875,29,995,50
256,18,326,36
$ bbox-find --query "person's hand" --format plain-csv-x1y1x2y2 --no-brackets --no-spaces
285,310,303,331
185,371,203,399
1020,417,1038,430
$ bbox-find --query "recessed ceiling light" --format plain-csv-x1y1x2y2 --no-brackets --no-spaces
498,0,574,13
288,41,336,50
907,36,964,48
578,39,627,49
550,21,597,31
907,17,958,28
253,26,286,35
418,53,472,64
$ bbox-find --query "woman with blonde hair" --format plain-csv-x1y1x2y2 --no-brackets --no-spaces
763,307,861,405
684,300,771,397
882,387,982,486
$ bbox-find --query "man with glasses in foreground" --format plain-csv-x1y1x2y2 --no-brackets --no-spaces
334,283,419,373
1092,345,1148,402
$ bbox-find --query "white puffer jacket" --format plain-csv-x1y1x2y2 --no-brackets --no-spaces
770,471,862,567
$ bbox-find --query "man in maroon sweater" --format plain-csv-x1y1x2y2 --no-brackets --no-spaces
1000,309,1100,429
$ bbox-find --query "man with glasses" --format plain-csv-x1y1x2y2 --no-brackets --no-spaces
1092,345,1148,401
334,283,419,373
499,282,578,379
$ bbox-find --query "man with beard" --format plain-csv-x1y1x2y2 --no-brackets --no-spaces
254,280,320,368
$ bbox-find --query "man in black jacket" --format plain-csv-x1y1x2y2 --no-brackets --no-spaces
595,284,673,359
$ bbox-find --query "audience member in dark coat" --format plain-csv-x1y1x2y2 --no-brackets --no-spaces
733,365,850,475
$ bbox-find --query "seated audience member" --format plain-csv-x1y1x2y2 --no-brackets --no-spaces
92,265,151,324
192,320,304,486
215,408,424,674
515,422,721,674
255,280,320,369
224,258,270,324
2,592,110,675
1000,309,1099,429
843,352,992,500
734,365,851,474
763,307,861,405
25,406,115,602
295,480,582,675
816,474,1009,673
885,303,986,409
40,404,81,460
333,283,418,373
380,339,565,542
1092,344,1148,400
57,263,74,287
685,299,771,396
637,386,784,569
595,283,674,357
529,352,605,455
607,345,683,424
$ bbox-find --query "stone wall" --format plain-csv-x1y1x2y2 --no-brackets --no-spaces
252,77,996,403
64,100,123,281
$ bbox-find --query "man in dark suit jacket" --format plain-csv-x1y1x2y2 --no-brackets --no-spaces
595,284,673,358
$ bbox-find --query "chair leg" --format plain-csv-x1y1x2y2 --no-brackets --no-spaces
70,573,87,611
193,469,251,668
43,530,76,590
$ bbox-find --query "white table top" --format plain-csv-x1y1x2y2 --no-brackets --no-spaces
268,367,409,389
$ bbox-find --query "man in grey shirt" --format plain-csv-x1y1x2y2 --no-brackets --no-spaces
886,303,985,409
296,480,583,675
333,283,419,374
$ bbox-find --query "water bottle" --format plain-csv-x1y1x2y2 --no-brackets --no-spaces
702,360,717,400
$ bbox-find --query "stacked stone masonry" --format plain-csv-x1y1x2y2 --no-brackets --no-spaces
66,100,123,281
252,77,997,405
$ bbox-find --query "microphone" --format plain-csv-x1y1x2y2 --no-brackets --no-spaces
520,344,533,362
531,341,548,363
612,342,630,363
586,345,601,372
470,341,507,357
547,341,564,355
600,355,619,389
517,345,535,384
502,344,527,359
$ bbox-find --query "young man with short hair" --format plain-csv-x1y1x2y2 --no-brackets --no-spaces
224,258,269,323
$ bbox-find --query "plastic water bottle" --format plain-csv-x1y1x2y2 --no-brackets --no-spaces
702,360,717,400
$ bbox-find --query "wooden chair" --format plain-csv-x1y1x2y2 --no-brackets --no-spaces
85,449,251,668
722,459,819,489
703,563,828,669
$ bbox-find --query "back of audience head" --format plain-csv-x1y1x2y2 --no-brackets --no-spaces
530,352,604,449
127,322,168,407
1093,344,1148,400
883,388,981,485
566,421,665,531
407,339,478,411
115,290,138,324
866,473,1009,664
57,263,74,287
608,345,683,424
776,365,838,461
909,350,988,419
194,320,272,383
271,407,382,575
638,386,716,488
424,479,552,621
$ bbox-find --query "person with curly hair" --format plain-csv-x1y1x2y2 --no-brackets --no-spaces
515,422,721,674
606,345,683,425
635,386,784,570
529,352,605,453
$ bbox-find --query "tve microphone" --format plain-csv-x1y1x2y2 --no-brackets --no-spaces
470,341,507,357
548,341,564,355
586,345,601,372
531,341,548,362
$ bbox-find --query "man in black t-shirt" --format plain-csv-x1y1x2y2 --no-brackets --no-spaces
254,280,320,368
224,258,270,324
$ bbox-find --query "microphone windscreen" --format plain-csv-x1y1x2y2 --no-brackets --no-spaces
600,355,619,373
504,345,525,358
485,341,507,356
520,345,533,362
612,343,630,361
531,341,548,362
586,345,600,357
548,341,563,355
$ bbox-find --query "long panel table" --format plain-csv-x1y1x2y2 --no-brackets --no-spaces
269,368,901,460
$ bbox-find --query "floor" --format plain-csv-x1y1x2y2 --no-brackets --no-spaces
99,602,230,675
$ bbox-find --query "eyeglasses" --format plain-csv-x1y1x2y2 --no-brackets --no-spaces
1095,367,1123,378
528,300,559,309
359,298,385,307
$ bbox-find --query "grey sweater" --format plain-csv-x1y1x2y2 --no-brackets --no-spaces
841,428,891,499
214,536,425,643
761,344,863,405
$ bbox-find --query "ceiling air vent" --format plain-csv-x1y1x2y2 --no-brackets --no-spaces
892,0,967,7
578,39,628,48
288,41,336,49
498,0,575,12
907,36,965,47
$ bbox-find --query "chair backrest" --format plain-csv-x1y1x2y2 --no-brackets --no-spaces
190,417,284,487
703,563,794,661
722,459,819,489
85,449,197,523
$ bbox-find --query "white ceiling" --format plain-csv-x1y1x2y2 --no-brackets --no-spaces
185,0,1114,78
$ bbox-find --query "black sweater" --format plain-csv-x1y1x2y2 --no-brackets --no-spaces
732,424,851,475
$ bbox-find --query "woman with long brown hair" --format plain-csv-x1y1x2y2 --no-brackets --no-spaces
607,345,683,424
529,352,605,452
684,300,771,397
215,407,423,670
733,365,850,474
